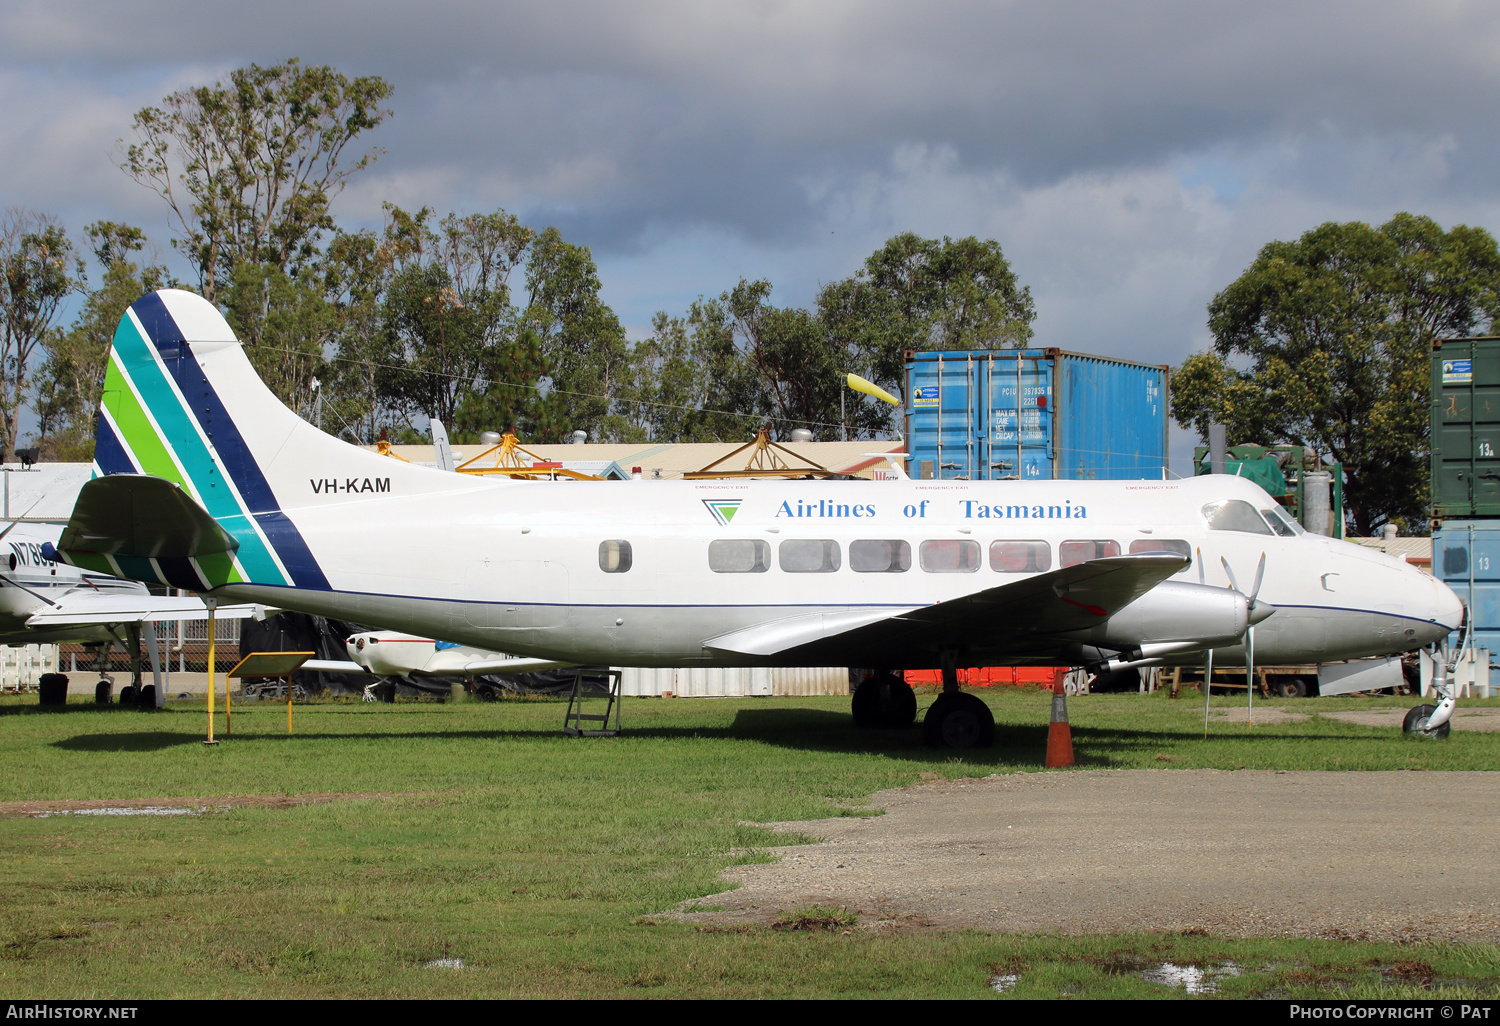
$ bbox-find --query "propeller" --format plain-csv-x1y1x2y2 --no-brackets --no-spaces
1220,552,1267,614
1221,553,1269,730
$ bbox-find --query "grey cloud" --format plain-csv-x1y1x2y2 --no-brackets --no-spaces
5,0,1500,376
8,3,1500,221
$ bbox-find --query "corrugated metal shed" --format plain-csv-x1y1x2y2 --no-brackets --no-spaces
1349,536,1432,571
372,441,905,479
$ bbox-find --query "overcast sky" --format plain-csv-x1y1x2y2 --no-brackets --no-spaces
3,1,1498,465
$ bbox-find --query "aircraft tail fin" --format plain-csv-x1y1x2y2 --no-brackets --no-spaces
91,289,493,592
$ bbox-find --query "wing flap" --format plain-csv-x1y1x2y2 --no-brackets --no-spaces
703,606,917,657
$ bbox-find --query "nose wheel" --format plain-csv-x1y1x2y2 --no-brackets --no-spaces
1402,703,1452,739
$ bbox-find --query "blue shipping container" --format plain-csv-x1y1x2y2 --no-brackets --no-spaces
904,349,1169,480
1432,520,1500,666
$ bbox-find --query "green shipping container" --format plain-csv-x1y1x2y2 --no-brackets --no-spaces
1432,337,1500,518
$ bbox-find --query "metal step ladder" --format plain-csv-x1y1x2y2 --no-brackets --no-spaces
563,668,622,736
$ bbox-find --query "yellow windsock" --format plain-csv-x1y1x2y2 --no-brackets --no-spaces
846,373,899,405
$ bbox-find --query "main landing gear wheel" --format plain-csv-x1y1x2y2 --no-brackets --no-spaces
1276,678,1307,699
922,692,995,749
1403,704,1451,739
851,673,917,729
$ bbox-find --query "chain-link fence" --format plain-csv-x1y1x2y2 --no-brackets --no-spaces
58,615,245,681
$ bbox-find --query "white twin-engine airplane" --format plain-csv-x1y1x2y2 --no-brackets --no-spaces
46,289,1465,744
0,518,256,706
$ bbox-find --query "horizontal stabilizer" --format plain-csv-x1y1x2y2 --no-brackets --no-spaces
57,475,237,562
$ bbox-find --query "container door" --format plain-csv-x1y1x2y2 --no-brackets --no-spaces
1054,354,1169,480
906,354,980,479
1432,339,1500,518
1434,522,1500,662
987,351,1054,479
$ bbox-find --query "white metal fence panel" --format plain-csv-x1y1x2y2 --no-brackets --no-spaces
618,665,844,697
0,644,59,692
771,667,848,696
619,666,676,697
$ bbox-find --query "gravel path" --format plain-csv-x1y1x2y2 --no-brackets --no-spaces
678,770,1500,941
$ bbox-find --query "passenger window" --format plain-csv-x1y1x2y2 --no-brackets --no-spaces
989,540,1051,573
919,539,981,573
850,539,910,573
1202,499,1273,535
1059,540,1121,567
1261,508,1297,537
1128,538,1191,558
598,539,632,573
779,539,840,573
708,539,770,573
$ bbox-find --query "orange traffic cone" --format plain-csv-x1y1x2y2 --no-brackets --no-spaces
1045,678,1074,768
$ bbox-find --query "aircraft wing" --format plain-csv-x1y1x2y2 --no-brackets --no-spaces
300,659,368,674
26,594,262,627
703,553,1190,659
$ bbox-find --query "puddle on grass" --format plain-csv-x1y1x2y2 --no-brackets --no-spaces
1142,961,1242,995
424,958,465,969
1099,955,1242,995
988,972,1020,993
31,806,206,818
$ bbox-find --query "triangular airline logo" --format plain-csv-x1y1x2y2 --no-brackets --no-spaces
702,499,742,525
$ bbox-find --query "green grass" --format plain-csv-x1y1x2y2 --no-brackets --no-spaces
0,687,1496,998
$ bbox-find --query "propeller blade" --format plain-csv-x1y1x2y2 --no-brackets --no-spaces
1246,624,1255,731
1196,547,1205,586
1220,556,1240,594
1249,553,1266,609
1203,647,1214,739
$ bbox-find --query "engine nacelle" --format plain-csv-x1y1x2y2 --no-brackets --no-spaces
1060,581,1253,650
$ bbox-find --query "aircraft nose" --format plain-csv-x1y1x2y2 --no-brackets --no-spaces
1432,576,1465,633
1405,575,1465,649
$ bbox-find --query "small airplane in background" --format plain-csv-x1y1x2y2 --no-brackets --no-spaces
300,628,575,701
44,289,1466,744
0,518,257,705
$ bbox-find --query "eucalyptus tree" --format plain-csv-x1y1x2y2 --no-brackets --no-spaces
120,58,393,300
0,210,80,457
1172,214,1500,534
